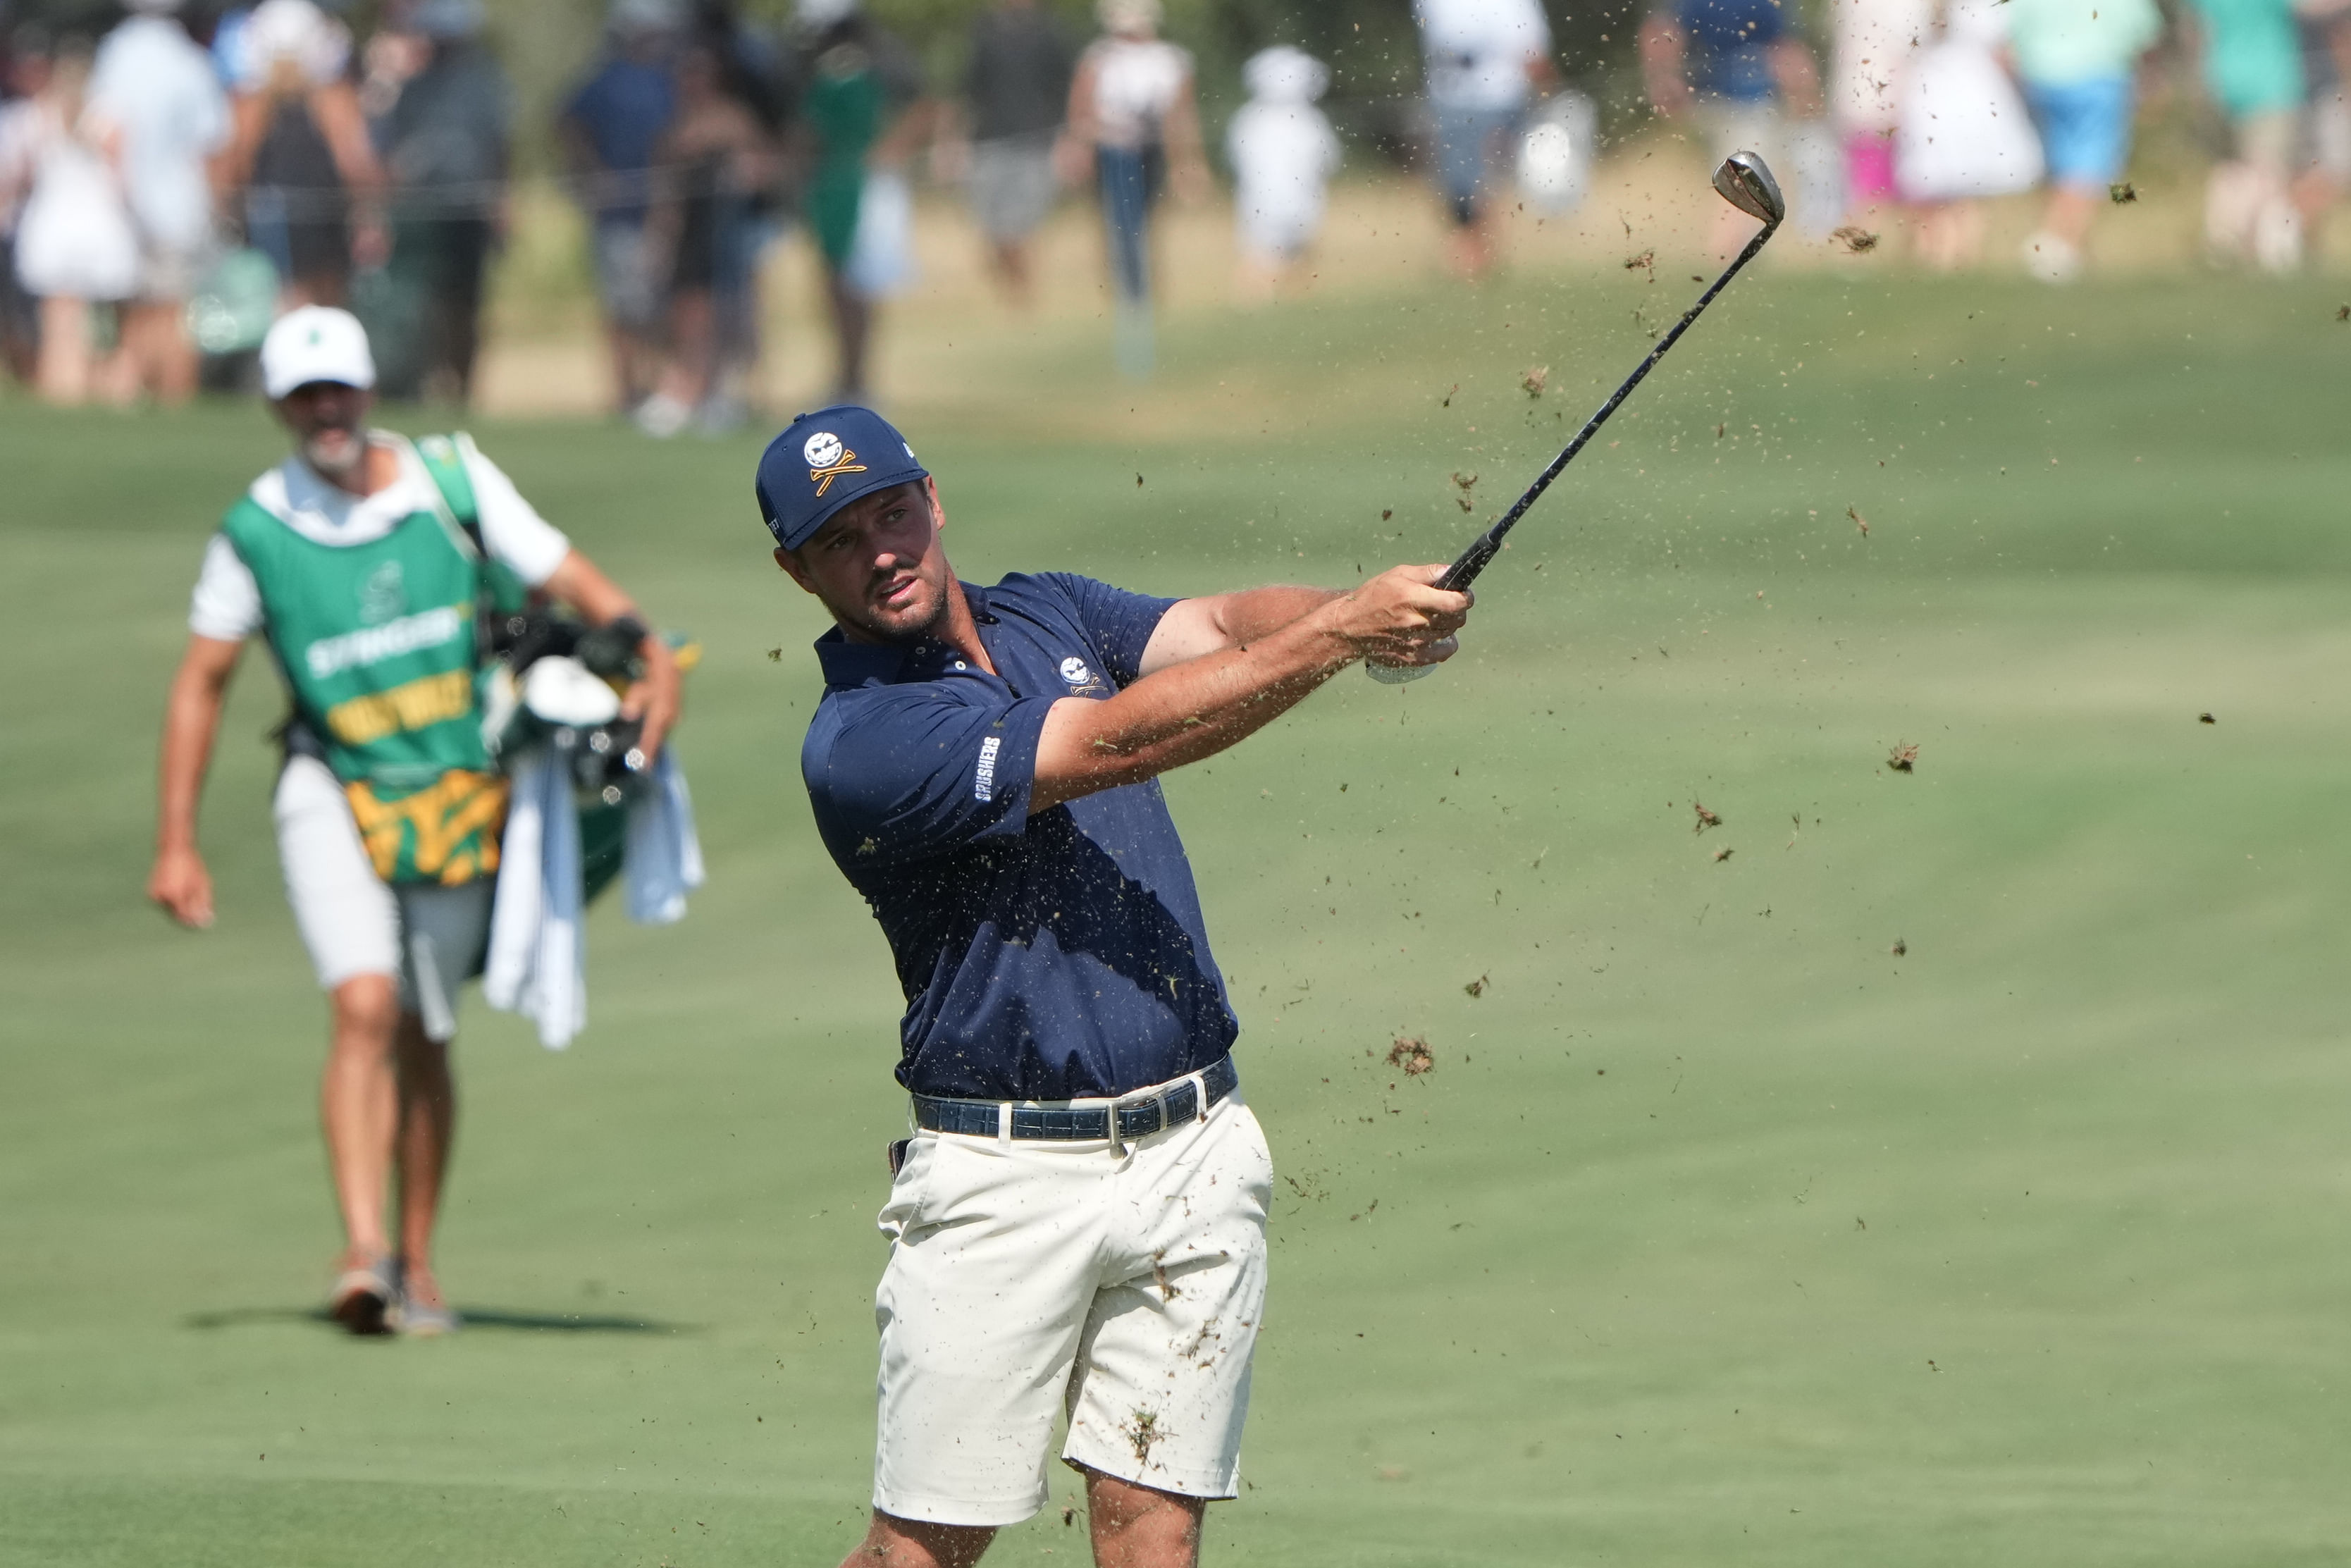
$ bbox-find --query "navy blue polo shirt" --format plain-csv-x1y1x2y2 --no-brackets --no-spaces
801,573,1241,1102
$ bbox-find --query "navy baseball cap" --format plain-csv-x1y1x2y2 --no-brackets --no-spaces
755,405,930,550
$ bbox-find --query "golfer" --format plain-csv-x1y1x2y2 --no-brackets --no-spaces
147,305,680,1336
760,405,1470,1568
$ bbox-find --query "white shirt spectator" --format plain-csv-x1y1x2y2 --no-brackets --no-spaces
1082,37,1192,149
1228,47,1341,259
1827,0,1935,133
91,11,232,256
190,436,572,641
1414,0,1552,113
233,0,354,92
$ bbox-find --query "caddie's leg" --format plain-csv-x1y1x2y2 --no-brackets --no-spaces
834,1512,994,1568
391,1008,455,1306
320,973,402,1265
1081,1471,1204,1568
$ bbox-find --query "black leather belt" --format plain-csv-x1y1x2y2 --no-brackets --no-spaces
913,1056,1238,1142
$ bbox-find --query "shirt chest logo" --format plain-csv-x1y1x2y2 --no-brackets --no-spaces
1059,655,1107,695
359,560,407,626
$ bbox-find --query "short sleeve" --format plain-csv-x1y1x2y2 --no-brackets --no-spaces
461,444,572,586
189,533,264,641
1035,573,1177,689
806,684,1061,865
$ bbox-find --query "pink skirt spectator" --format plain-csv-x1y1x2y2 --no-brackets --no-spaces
1846,131,1899,202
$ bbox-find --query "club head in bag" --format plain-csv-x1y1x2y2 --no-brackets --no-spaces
1712,151,1785,228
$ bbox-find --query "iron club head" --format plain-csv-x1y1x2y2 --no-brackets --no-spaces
1712,151,1785,228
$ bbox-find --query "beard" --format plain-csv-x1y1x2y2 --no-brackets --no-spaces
834,561,952,646
300,424,369,479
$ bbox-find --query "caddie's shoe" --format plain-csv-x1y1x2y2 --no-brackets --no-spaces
394,1264,462,1339
327,1254,397,1336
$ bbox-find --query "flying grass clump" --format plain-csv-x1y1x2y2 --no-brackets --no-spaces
1887,743,1919,773
1831,226,1880,254
1693,800,1723,834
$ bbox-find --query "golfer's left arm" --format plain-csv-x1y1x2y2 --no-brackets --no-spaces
538,550,681,758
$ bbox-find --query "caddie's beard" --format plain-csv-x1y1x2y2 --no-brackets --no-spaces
300,421,370,480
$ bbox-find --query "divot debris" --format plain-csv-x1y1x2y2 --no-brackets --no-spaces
1463,974,1488,998
1829,226,1880,254
1887,743,1918,773
1521,365,1549,397
2199,712,2216,724
1693,800,1723,834
2109,182,2137,204
1386,1035,1435,1075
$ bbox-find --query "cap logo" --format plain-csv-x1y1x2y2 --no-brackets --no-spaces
803,431,868,496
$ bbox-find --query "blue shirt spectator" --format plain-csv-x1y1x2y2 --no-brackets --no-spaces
1676,0,1787,101
562,52,674,223
801,572,1241,1102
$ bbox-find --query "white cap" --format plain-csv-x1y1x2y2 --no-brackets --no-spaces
1244,45,1327,104
260,306,376,398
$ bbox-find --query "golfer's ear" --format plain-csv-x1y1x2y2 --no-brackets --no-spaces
925,476,946,533
774,546,816,593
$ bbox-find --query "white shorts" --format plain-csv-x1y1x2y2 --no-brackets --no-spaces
871,1086,1273,1527
273,755,492,1042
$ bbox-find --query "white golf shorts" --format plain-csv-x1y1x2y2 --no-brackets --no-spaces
272,755,492,1042
870,1085,1273,1526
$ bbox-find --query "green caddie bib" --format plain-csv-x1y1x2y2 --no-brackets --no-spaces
223,433,525,884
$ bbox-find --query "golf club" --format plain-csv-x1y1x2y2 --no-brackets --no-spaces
1367,150,1787,684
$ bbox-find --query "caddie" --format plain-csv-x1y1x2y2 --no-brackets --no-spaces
760,405,1472,1568
147,306,680,1338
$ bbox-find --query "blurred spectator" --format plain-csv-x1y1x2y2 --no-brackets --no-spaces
955,0,1073,306
1061,0,1205,376
378,0,510,401
0,24,52,384
2185,0,2307,268
1414,0,1554,278
221,0,385,307
1827,0,1932,227
1894,0,2045,268
2003,0,2161,280
791,0,930,404
690,0,794,429
1227,45,1340,302
560,0,678,417
636,42,775,436
2297,0,2351,235
89,0,230,405
6,36,139,404
1641,0,1824,253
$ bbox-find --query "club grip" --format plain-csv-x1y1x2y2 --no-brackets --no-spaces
1365,660,1436,684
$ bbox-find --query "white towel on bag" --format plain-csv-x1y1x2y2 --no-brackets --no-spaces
485,747,586,1049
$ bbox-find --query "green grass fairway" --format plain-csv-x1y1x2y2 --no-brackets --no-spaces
7,264,2351,1567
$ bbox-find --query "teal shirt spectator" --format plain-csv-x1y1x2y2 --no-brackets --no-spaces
2188,0,2305,116
2004,0,2163,84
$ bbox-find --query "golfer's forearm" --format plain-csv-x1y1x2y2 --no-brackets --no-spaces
1031,614,1356,809
1211,584,1343,648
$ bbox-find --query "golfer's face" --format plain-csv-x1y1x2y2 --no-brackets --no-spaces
785,481,951,643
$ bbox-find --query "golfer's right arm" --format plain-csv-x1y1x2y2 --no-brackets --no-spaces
1029,564,1469,811
149,634,244,930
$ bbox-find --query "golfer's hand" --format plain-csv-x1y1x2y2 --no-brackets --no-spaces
1333,564,1472,671
621,638,683,764
148,846,216,930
